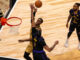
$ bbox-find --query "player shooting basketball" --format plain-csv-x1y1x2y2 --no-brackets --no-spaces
19,4,43,60
64,3,80,50
19,3,59,60
18,4,42,60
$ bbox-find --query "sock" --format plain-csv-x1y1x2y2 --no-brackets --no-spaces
65,39,68,44
78,43,80,47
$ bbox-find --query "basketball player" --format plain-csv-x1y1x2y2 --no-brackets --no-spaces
30,4,59,60
64,3,80,49
19,4,41,60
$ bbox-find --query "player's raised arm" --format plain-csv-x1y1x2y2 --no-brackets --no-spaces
30,4,36,27
33,7,37,18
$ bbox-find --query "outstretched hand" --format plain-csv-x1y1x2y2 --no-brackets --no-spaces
30,4,34,9
30,3,37,12
18,40,25,43
54,41,59,45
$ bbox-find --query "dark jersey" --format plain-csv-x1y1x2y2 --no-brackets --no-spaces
70,9,80,24
32,27,46,51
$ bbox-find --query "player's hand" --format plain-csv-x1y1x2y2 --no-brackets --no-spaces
66,23,68,28
54,41,59,45
30,4,34,9
18,40,25,43
34,8,37,13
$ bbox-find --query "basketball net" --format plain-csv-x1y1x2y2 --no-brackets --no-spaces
9,26,19,35
7,0,19,35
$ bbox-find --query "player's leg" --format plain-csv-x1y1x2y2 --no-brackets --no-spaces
24,52,32,60
76,25,80,50
33,53,50,60
41,52,50,60
33,50,50,60
33,53,42,60
65,23,76,47
24,42,33,60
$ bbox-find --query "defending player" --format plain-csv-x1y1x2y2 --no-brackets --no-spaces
64,3,80,49
30,4,59,60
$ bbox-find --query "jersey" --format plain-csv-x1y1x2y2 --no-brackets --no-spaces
70,9,80,24
32,27,46,51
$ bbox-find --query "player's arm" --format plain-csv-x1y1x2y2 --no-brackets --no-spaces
18,38,32,43
44,41,59,52
30,4,36,27
66,11,72,28
33,7,37,17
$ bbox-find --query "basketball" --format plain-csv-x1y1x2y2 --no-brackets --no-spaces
35,0,42,8
1,17,7,25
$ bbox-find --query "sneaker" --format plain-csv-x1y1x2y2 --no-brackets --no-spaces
64,41,68,48
78,44,80,50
